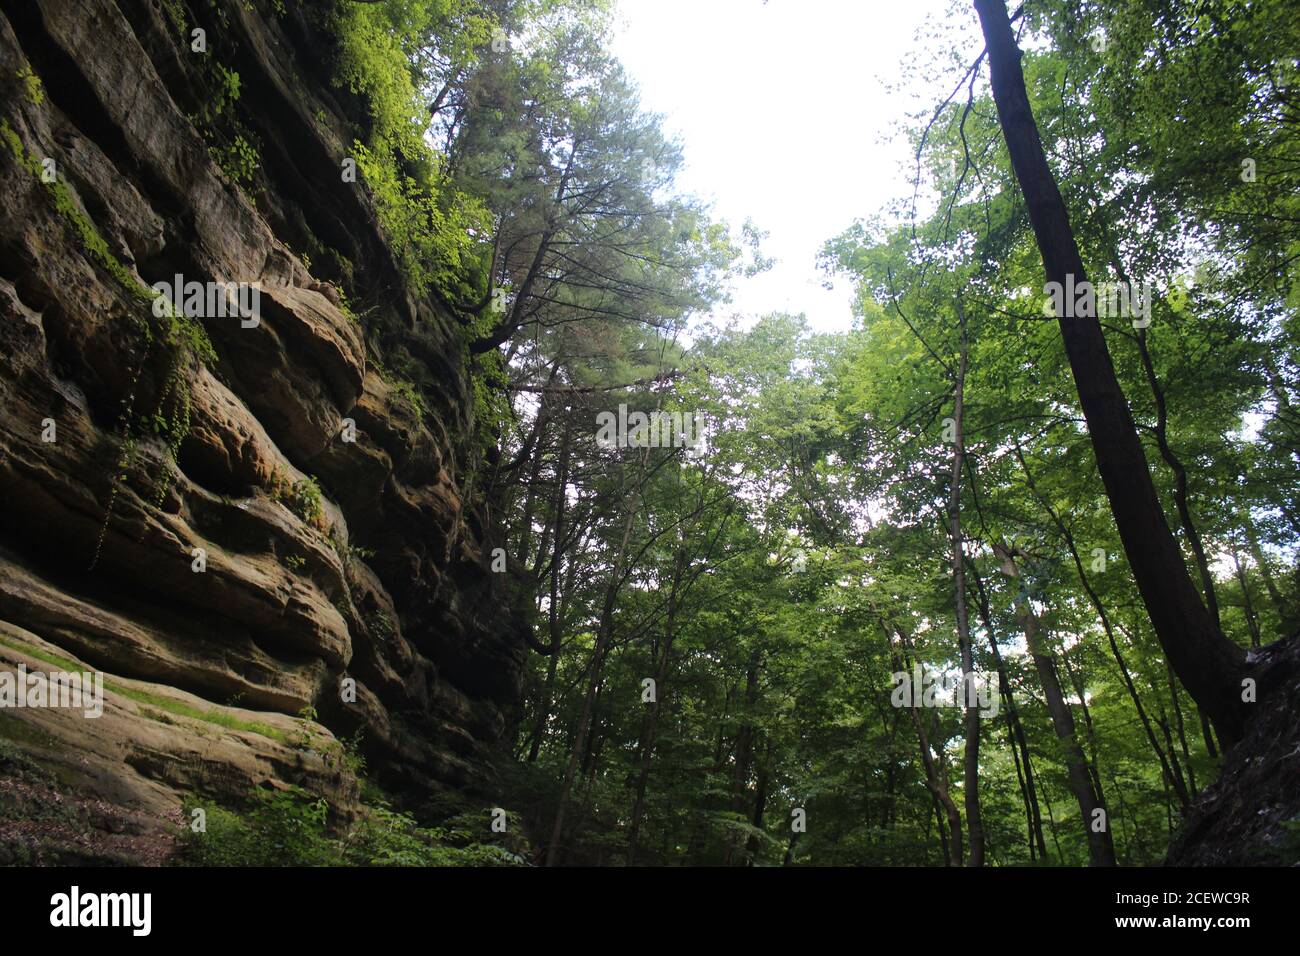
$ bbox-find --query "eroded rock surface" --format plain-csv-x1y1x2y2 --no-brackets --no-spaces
0,0,526,846
1166,635,1300,866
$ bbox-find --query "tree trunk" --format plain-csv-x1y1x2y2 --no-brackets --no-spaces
1060,648,1107,809
544,467,642,865
627,547,687,863
1165,660,1198,796
1245,524,1290,620
994,543,1116,865
526,415,572,763
744,738,773,865
968,559,1049,858
892,633,964,866
1015,441,1191,810
945,308,984,866
724,648,763,865
1231,545,1263,647
972,0,1248,742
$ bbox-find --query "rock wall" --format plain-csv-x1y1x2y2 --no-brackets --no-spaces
0,0,527,849
1166,635,1300,865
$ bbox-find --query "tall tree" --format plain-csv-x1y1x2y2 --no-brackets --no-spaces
972,0,1249,742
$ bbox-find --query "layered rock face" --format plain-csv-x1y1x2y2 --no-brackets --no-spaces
0,0,526,852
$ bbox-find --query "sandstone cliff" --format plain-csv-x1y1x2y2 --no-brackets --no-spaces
0,0,527,861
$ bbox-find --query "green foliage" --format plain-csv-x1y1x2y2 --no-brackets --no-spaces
159,0,187,37
365,610,396,641
15,65,43,105
211,132,259,187
271,474,326,527
469,348,510,454
111,683,287,742
329,0,492,298
333,534,376,566
344,802,513,866
13,0,1295,871
181,789,334,867
350,138,488,297
290,477,324,525
194,62,263,196
207,64,242,119
179,787,517,867
390,378,425,418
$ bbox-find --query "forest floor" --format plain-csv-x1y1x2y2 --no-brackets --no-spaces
0,737,180,867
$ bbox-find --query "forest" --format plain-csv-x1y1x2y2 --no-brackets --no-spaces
435,0,1300,866
0,0,1297,874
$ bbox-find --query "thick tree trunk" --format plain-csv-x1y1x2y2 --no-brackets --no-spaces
972,0,1248,742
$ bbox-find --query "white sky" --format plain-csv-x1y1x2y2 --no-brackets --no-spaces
610,0,968,332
